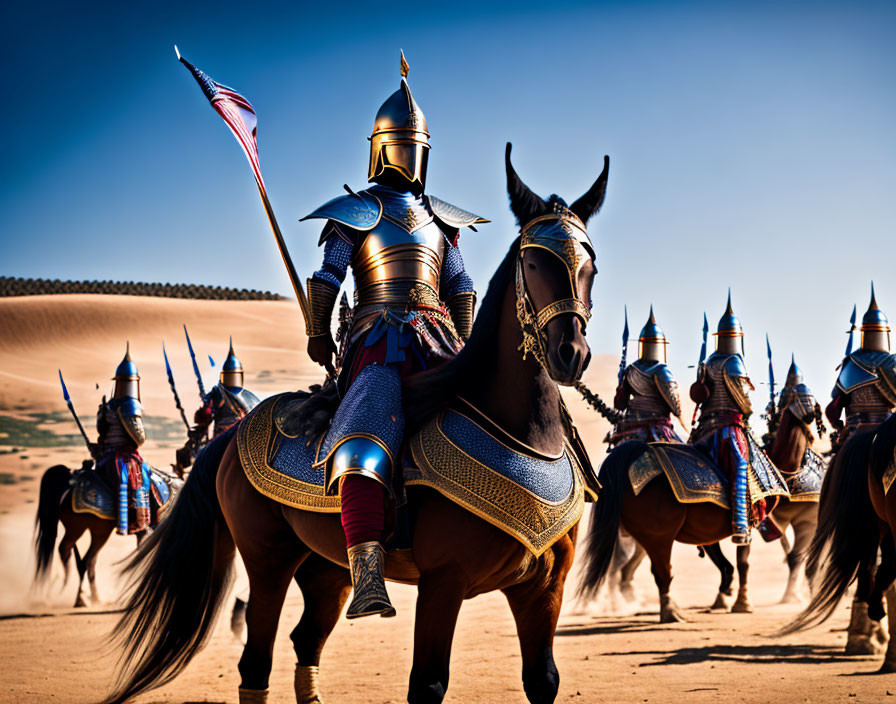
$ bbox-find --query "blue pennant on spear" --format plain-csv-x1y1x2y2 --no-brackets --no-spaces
183,324,207,400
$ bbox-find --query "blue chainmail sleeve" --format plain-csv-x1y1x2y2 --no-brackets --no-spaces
440,241,474,300
312,224,354,289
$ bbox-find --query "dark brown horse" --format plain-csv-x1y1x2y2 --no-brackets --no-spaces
781,412,896,672
102,144,608,704
702,410,823,612
33,462,146,608
577,415,805,623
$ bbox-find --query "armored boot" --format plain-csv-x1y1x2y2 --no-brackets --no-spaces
345,541,396,619
731,464,751,545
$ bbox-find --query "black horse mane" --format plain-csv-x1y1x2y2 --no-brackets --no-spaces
403,236,521,431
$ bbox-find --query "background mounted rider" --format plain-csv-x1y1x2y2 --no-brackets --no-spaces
689,294,769,545
826,285,896,455
91,345,152,536
299,53,487,618
765,355,826,469
610,306,685,447
174,339,260,474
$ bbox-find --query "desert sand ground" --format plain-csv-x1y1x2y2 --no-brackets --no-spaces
0,295,891,704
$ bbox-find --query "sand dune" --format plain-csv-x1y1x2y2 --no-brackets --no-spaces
0,293,624,460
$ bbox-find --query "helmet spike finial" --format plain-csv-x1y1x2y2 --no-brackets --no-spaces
400,50,409,79
861,281,891,351
726,288,733,314
869,281,879,310
648,304,655,323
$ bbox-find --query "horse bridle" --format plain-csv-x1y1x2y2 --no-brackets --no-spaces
514,205,594,375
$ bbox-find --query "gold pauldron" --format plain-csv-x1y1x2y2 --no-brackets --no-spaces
305,279,339,337
447,291,476,340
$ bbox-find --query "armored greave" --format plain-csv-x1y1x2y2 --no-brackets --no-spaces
345,540,396,619
723,427,751,545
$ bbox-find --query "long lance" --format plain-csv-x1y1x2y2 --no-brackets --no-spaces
163,343,191,431
58,370,92,451
175,47,309,328
691,313,709,427
766,333,776,406
845,304,857,358
618,306,629,385
183,325,207,399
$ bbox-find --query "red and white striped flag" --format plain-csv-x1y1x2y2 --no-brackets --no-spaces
176,46,265,190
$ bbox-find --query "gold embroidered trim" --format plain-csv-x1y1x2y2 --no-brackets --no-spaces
237,394,341,513
406,412,584,557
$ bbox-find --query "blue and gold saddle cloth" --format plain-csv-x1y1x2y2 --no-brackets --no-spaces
70,467,178,522
405,401,586,557
628,434,789,509
239,393,585,556
784,447,825,502
238,392,342,512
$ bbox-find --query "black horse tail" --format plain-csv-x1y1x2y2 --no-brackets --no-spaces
33,464,72,583
779,429,878,636
103,426,238,704
577,441,648,600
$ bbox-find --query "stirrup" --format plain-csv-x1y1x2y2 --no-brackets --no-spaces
345,541,396,619
731,529,751,545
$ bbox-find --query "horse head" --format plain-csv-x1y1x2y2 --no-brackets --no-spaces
505,142,608,385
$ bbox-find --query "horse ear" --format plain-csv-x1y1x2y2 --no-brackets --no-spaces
570,155,610,224
505,142,547,226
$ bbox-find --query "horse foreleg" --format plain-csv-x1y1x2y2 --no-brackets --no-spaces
502,537,575,704
408,570,466,704
83,523,113,604
702,542,734,609
731,545,753,613
290,554,352,704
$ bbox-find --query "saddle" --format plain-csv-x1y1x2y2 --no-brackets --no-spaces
238,393,586,556
628,434,790,510
782,447,825,502
70,466,178,524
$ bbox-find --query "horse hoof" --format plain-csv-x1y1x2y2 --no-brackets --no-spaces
731,598,753,614
846,636,887,656
620,583,637,603
73,597,87,608
779,592,801,605
878,660,896,675
710,592,729,610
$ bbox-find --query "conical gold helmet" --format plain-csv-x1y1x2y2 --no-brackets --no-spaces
112,342,140,400
220,337,244,388
714,290,744,356
638,305,669,363
368,51,430,189
860,283,891,352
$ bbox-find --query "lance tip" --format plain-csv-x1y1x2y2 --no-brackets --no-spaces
174,44,181,61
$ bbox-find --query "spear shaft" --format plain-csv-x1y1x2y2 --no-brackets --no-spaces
163,343,191,431
58,370,92,451
183,325,207,400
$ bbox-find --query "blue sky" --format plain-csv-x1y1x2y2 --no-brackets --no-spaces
2,0,894,396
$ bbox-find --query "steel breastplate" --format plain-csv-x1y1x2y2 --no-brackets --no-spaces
102,399,143,449
352,217,446,309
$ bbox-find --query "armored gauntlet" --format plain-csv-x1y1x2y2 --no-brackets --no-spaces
447,291,476,341
305,278,339,338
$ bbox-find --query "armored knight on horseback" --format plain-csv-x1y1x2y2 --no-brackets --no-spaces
93,345,152,535
689,294,762,545
826,285,896,454
174,340,261,475
300,54,487,618
611,307,684,446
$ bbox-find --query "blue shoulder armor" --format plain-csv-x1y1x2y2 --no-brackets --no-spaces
653,364,676,383
837,356,878,393
300,190,382,232
118,397,143,418
426,195,489,231
722,354,748,378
